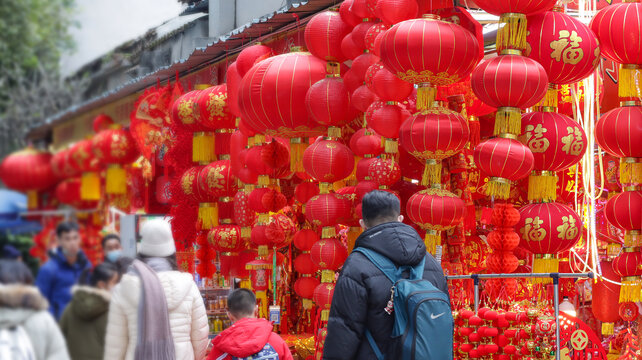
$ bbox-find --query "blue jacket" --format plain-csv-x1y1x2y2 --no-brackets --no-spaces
35,247,92,320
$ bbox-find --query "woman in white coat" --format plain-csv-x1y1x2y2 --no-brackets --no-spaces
104,219,209,360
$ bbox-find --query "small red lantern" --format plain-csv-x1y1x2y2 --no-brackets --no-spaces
0,148,58,208
208,225,244,253
613,248,642,303
367,63,414,102
235,44,273,78
293,229,320,251
295,277,321,300
92,127,139,195
314,283,335,321
196,84,236,130
305,77,356,133
592,260,621,335
368,158,401,188
341,34,364,61
351,84,379,113
51,150,79,179
351,20,377,50
340,0,361,27
306,193,352,237
294,181,320,204
311,238,348,272
604,190,642,244
367,101,411,140
294,253,319,274
226,62,242,117
375,0,419,26
364,24,389,54
302,139,355,185
304,10,352,63
350,128,383,158
55,178,98,210
171,90,203,131
517,202,582,273
595,106,642,185
473,137,534,199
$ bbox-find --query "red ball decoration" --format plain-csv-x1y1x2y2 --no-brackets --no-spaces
92,114,114,133
305,193,352,228
238,52,327,138
406,188,466,231
350,128,383,157
364,24,389,53
473,137,534,199
295,181,320,204
0,148,57,194
236,44,273,77
375,0,418,26
198,160,237,198
517,202,582,255
367,101,410,139
196,84,236,130
368,158,401,187
313,283,335,314
341,34,365,61
302,139,355,184
526,10,600,84
306,77,355,128
295,277,321,299
379,17,480,86
208,225,245,253
352,21,377,49
92,128,139,165
293,229,320,252
311,238,349,271
304,10,352,63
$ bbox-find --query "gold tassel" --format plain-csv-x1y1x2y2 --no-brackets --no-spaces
321,270,335,283
607,244,621,257
425,230,441,256
624,231,641,248
527,172,557,202
198,202,219,230
602,322,614,335
486,177,512,200
536,86,559,110
241,227,251,239
258,245,269,257
256,291,268,319
494,107,522,136
258,175,270,187
532,255,559,284
328,126,342,139
347,227,362,253
421,160,442,186
319,182,330,194
81,172,101,201
290,138,308,172
27,191,38,209
619,276,642,303
620,158,642,185
384,139,398,154
302,298,313,310
322,226,336,239
192,132,215,163
320,309,330,322
417,84,436,111
326,61,341,76
496,13,527,54
258,213,270,224
618,65,642,99
106,165,127,195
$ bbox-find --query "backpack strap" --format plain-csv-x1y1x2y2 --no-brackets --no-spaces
353,248,427,281
365,329,384,360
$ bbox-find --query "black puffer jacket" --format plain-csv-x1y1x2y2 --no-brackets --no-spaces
323,222,448,360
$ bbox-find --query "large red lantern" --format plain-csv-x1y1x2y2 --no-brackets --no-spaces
399,107,470,185
208,225,245,253
591,2,642,98
304,10,352,64
471,55,548,136
92,127,139,195
473,137,534,199
311,238,348,272
604,190,642,246
526,9,600,85
0,148,58,208
520,111,587,201
302,139,355,185
406,188,465,255
305,193,352,237
236,44,273,78
196,84,236,130
379,16,479,110
198,160,237,198
305,76,356,135
517,202,582,273
51,150,78,179
595,106,642,185
171,90,203,131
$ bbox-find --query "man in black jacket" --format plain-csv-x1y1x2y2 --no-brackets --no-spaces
323,190,449,360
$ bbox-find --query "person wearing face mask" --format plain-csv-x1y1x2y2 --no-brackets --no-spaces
102,234,123,264
36,222,92,320
59,262,119,360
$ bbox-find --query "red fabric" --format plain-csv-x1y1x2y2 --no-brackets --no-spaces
304,11,351,62
526,10,600,84
208,318,293,360
591,2,642,65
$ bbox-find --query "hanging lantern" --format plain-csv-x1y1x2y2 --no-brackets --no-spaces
379,15,480,111
236,44,273,78
364,24,389,54
517,202,582,274
366,101,410,154
92,127,139,195
226,62,242,118
311,238,349,282
351,20,377,50
196,84,236,130
305,76,356,138
55,178,98,210
295,277,321,301
367,63,414,102
304,10,352,65
604,190,642,248
406,188,465,256
520,111,587,201
471,55,548,136
0,148,58,209
208,225,245,253
399,107,470,186
473,137,535,199
595,106,642,185
68,140,103,201
592,260,621,335
305,193,352,238
341,34,364,61
350,128,383,158
340,0,361,27
591,2,642,98
375,0,419,26
368,158,401,188
613,249,642,303
234,189,257,238
313,282,335,321
294,229,320,252
302,139,355,187
51,150,79,179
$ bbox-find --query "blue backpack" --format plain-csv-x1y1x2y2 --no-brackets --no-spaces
353,248,454,360
227,343,279,360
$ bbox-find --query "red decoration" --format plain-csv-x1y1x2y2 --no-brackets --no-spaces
304,10,352,63
375,0,418,26
590,3,642,67
364,24,389,53
351,84,379,113
236,44,273,77
0,148,57,195
54,178,98,209
92,128,139,165
340,0,361,27
171,90,203,131
472,0,556,16
295,181,320,204
595,106,642,157
198,160,237,198
367,101,410,139
92,114,114,133
226,62,242,117
306,77,355,129
351,21,377,50
302,139,355,184
341,34,364,61
473,137,534,199
208,225,245,253
368,158,401,187
604,191,642,233
305,193,352,228
311,238,348,271
367,63,414,102
295,277,321,299
51,150,78,179
196,84,235,130
294,229,320,252
406,188,466,231
350,128,383,158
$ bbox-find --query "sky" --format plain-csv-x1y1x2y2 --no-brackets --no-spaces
60,0,185,77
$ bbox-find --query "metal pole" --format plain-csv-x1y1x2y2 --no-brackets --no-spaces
473,274,479,314
445,272,593,280
553,274,561,360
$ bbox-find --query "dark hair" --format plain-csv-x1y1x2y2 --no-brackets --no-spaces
227,288,256,317
2,245,21,260
115,256,135,276
56,221,79,237
0,260,34,285
136,253,179,271
80,262,118,287
361,190,401,227
101,234,121,249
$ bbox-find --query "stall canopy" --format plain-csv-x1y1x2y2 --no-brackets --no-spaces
0,189,42,234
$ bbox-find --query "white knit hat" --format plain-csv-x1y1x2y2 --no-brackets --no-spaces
138,218,176,257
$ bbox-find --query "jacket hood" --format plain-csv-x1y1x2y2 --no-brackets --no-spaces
118,271,195,311
69,285,111,320
0,285,48,327
213,318,274,357
354,222,426,266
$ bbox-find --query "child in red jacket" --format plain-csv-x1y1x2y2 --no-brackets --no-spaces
208,288,293,360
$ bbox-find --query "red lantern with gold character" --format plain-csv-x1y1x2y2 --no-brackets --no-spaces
304,10,352,64
196,84,236,130
311,238,348,282
520,111,587,201
51,150,78,179
595,106,642,185
517,202,582,274
208,225,244,253
92,127,139,195
399,107,470,186
0,148,58,209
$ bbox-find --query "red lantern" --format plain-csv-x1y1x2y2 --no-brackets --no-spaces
311,238,348,271
234,189,257,229
351,20,377,50
473,0,556,16
196,84,236,130
92,114,114,133
367,63,414,102
0,148,58,208
302,139,355,184
473,137,534,199
364,23,389,53
340,0,361,27
375,0,419,26
294,181,320,204
304,10,352,63
236,44,273,77
306,77,356,131
367,101,411,140
526,10,600,85
399,107,469,185
351,84,379,113
520,111,587,201
238,52,327,138
595,106,642,185
92,127,139,195
55,178,98,209
295,277,320,299
314,283,335,320
51,150,78,179
69,140,101,173
198,160,237,198
294,229,320,252
613,249,642,303
226,62,242,117
171,90,203,131
350,128,383,158
305,193,352,233
352,52,380,81
471,55,548,136
604,190,642,237
341,34,364,61
368,158,401,188
208,225,244,253
517,202,582,273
